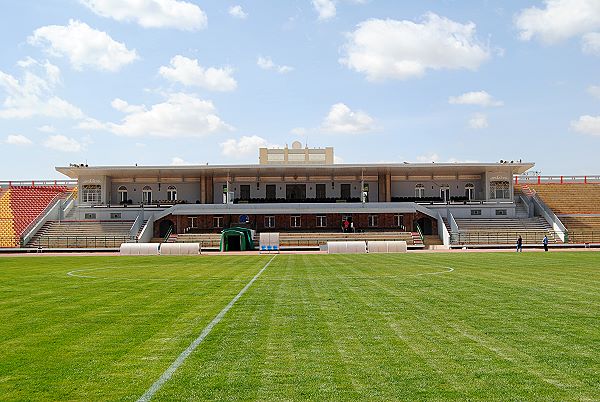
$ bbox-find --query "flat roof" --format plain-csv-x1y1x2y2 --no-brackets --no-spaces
56,162,535,179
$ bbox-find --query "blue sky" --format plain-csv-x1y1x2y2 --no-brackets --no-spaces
1,0,600,179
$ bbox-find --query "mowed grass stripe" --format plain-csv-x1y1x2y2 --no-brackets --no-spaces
0,253,598,400
0,256,271,401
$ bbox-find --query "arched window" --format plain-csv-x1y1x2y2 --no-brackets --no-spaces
143,186,152,204
465,183,474,201
167,186,177,201
415,183,425,198
118,186,128,203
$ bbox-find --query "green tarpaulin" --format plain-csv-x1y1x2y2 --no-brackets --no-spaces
220,227,254,251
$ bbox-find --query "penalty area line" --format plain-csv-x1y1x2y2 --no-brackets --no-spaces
136,255,277,402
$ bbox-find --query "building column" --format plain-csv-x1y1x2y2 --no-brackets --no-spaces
385,172,391,202
200,175,206,204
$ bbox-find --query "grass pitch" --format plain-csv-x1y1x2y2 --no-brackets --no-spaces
0,252,598,401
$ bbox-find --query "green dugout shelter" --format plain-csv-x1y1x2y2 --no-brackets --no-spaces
220,227,254,251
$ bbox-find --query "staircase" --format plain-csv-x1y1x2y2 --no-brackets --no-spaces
411,232,423,246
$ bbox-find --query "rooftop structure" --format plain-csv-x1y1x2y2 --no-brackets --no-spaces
259,141,334,165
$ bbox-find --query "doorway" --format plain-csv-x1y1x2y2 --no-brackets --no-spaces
415,217,433,235
159,220,174,238
286,184,306,201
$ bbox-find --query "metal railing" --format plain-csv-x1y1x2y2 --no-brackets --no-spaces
514,175,600,185
32,236,130,248
566,231,600,244
451,231,558,245
0,180,77,188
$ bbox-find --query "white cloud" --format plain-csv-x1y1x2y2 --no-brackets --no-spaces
0,58,84,119
220,135,271,158
257,56,293,74
111,98,146,114
582,32,600,54
29,20,138,72
321,103,376,134
170,156,197,165
313,0,336,20
79,0,207,31
43,134,83,152
515,0,600,44
449,91,503,107
38,125,56,133
571,115,600,135
106,92,232,138
228,5,248,19
469,113,489,129
5,134,33,146
159,55,237,91
587,85,600,99
311,0,366,21
75,117,107,130
340,13,490,81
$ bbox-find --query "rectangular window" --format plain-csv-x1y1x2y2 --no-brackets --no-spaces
110,213,121,219
239,184,250,201
340,183,351,199
368,215,378,227
84,213,96,220
82,185,101,204
316,215,327,227
264,216,275,228
471,209,482,216
495,209,507,216
394,214,404,229
290,216,301,228
266,184,276,200
315,183,326,199
189,216,197,228
489,181,510,200
213,216,223,228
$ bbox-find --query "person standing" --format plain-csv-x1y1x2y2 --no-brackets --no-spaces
543,235,549,252
517,235,523,252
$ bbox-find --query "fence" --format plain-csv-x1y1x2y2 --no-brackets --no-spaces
33,236,130,248
451,231,558,245
514,175,600,185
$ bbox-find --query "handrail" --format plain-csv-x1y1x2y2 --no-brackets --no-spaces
162,226,173,243
19,194,64,246
451,230,559,245
415,223,424,244
524,188,568,242
437,212,450,247
0,180,77,188
514,175,600,185
129,213,142,239
448,212,459,234
32,235,130,248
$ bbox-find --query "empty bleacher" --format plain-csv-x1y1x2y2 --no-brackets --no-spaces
453,218,557,245
175,233,222,249
0,186,72,248
0,189,17,247
525,184,600,214
559,216,600,244
29,220,133,248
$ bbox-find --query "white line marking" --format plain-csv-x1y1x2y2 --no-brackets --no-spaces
136,255,276,402
414,266,454,276
67,265,454,282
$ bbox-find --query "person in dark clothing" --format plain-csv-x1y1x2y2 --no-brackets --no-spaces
543,235,549,252
516,235,523,252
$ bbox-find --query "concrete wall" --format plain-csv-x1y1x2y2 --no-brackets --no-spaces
109,182,200,204
391,179,486,200
213,180,379,203
427,204,517,219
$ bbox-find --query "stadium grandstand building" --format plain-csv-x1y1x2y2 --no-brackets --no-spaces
3,142,600,250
